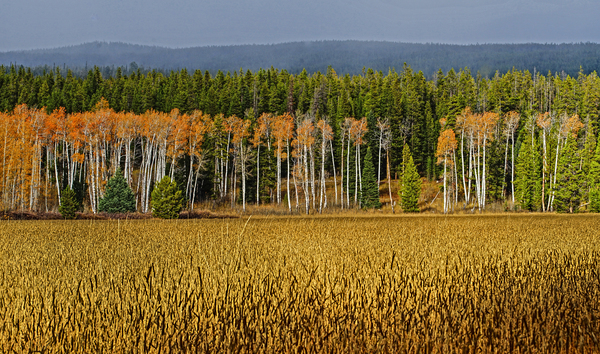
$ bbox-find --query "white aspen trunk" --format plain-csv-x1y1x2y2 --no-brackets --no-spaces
387,149,394,213
64,142,72,188
330,139,337,206
231,152,236,210
218,155,223,201
287,139,291,212
319,139,326,213
267,139,273,203
187,152,195,205
224,132,230,197
141,141,154,213
347,139,351,208
69,147,76,189
53,144,62,206
454,151,459,207
1,126,6,205
354,145,358,205
88,149,96,213
169,154,176,181
35,143,42,210
241,143,246,212
474,144,481,209
511,132,516,205
256,143,260,206
157,140,167,182
378,134,383,186
467,140,473,205
99,145,105,199
125,138,132,185
293,157,299,211
503,134,509,199
138,141,147,211
29,144,36,210
45,147,49,211
443,156,447,213
550,138,561,211
187,144,196,203
309,145,316,211
357,145,363,207
460,131,467,207
214,156,219,198
303,145,309,214
149,143,159,212
277,147,281,205
541,130,547,211
482,138,487,210
191,159,202,210
340,136,345,209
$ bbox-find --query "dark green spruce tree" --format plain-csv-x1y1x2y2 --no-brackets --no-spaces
554,135,583,213
151,176,183,219
588,139,600,212
59,187,79,219
361,146,381,209
98,168,136,213
514,131,541,211
400,144,421,213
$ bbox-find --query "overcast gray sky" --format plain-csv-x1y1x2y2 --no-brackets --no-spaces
1,0,599,51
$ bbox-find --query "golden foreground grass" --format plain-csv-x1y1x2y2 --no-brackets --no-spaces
1,215,599,353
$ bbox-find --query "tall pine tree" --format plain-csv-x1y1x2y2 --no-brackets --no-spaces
554,135,583,213
400,144,421,212
98,168,136,214
514,130,541,211
361,146,381,209
588,139,600,212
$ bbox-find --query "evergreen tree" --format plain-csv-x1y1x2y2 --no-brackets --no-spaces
151,176,183,219
361,147,381,209
554,135,583,213
590,188,600,213
400,144,421,212
514,132,542,211
98,168,136,213
59,187,79,219
589,139,600,192
588,140,600,212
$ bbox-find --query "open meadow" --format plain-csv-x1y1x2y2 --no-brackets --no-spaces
1,215,599,352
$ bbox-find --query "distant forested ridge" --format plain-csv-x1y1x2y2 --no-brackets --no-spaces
2,41,600,77
1,62,600,214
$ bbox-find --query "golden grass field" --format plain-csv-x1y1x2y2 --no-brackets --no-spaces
1,215,599,353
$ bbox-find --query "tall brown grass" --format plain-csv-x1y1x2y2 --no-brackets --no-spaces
0,215,599,352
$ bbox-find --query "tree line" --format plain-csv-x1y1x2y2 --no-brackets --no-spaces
1,64,600,213
4,41,600,78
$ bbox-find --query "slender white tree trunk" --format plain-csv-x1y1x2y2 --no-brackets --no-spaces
511,132,516,204
387,149,394,213
378,134,383,186
256,144,260,206
309,146,316,211
287,139,292,212
347,139,351,208
330,139,337,206
241,144,246,212
340,136,344,209
54,144,61,206
443,156,447,213
550,138,561,211
460,131,467,207
277,147,281,205
303,145,309,214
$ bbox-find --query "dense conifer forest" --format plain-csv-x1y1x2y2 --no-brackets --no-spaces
1,62,599,213
3,41,600,77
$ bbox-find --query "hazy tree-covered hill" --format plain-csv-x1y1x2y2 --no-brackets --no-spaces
2,41,600,77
